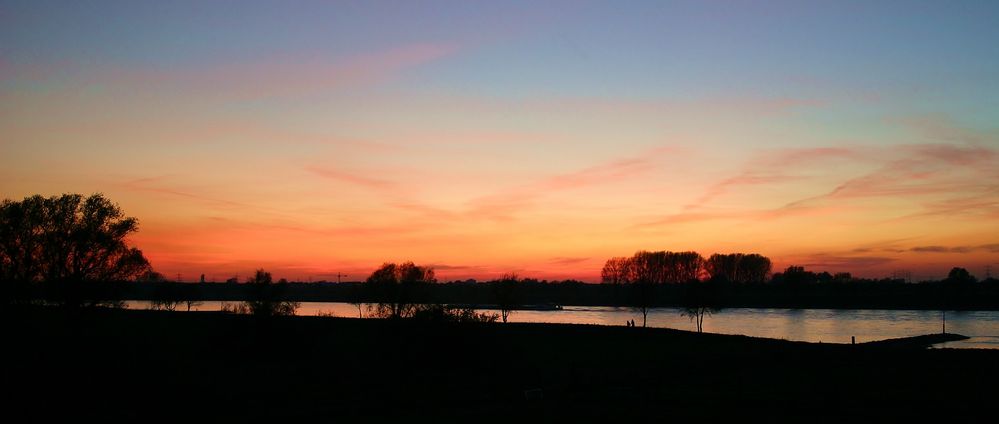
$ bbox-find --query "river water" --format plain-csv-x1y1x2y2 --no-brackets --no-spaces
125,301,999,349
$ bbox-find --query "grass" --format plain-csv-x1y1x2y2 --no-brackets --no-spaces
3,305,996,421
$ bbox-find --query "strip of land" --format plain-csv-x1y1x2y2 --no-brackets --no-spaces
3,306,995,420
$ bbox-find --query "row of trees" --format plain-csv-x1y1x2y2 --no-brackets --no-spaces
601,251,772,285
599,251,771,328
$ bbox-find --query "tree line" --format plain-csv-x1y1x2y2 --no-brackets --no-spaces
4,193,998,327
601,251,772,285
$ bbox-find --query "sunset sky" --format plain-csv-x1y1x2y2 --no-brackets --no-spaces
2,1,998,282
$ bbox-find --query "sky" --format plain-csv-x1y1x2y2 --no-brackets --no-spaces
2,0,998,282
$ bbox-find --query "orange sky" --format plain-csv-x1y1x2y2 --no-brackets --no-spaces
2,2,998,282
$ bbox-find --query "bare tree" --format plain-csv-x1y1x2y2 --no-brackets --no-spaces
740,254,772,283
681,281,721,333
183,283,204,311
663,251,703,283
600,257,630,284
629,251,659,327
494,273,521,323
704,253,771,284
347,283,365,318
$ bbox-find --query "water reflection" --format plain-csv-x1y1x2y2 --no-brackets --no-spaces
124,301,999,348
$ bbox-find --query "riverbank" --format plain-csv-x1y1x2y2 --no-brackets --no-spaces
27,278,999,311
4,306,997,421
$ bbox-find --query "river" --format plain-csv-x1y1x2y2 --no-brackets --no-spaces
125,301,999,349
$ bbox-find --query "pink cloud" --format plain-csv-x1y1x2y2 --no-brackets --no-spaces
461,146,675,221
783,143,998,209
683,147,858,210
95,42,460,100
892,114,997,145
117,176,250,210
646,141,998,228
306,166,398,191
544,158,655,190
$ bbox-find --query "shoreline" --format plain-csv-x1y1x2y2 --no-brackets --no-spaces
5,305,998,420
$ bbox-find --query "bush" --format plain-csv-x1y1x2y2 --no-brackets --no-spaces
411,304,498,323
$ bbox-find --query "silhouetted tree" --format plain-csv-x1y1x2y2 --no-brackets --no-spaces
704,253,771,284
681,280,721,333
366,262,435,318
945,267,977,284
242,269,300,316
663,251,704,283
775,265,815,286
629,251,660,327
0,193,152,305
183,283,204,311
347,283,365,318
150,283,183,311
740,254,772,283
494,273,522,323
600,257,630,284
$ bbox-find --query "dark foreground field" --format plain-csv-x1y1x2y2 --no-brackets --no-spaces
3,307,996,422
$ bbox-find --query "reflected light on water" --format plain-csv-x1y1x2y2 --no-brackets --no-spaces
124,301,999,348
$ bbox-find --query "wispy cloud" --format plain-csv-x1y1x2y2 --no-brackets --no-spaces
781,143,997,210
797,254,897,269
93,42,461,100
544,157,655,190
425,263,484,271
117,176,250,210
910,244,999,254
646,138,999,228
306,166,399,191
675,147,858,213
462,146,677,221
549,257,590,265
893,114,998,145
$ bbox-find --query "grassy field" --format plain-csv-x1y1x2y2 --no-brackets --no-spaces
3,306,995,421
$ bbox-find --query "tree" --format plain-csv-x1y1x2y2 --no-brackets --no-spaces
347,283,366,318
739,254,772,283
241,269,300,316
704,253,771,284
945,267,976,284
365,262,435,318
494,273,521,323
663,251,703,283
600,257,630,284
0,193,152,305
150,282,183,311
182,283,204,311
681,280,721,333
629,251,660,327
777,265,814,285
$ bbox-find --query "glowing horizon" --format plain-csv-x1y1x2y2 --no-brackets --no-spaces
2,1,998,282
